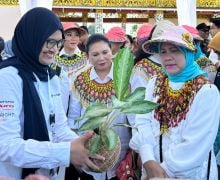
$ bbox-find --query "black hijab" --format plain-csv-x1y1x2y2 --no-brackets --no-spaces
0,7,64,177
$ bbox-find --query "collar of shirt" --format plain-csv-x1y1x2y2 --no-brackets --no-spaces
90,63,113,83
59,47,81,57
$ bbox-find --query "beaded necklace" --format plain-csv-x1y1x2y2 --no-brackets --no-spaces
54,52,87,73
55,52,86,66
73,67,115,107
154,74,210,134
134,58,163,79
196,57,216,72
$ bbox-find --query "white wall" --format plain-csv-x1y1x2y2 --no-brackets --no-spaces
0,6,21,40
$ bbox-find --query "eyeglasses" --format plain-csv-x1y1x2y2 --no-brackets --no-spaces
45,39,64,49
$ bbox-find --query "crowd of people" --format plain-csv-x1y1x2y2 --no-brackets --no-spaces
0,7,219,180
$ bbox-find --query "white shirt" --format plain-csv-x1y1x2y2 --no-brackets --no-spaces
58,69,71,113
130,77,220,179
0,66,78,179
130,55,161,93
209,50,219,64
57,48,91,114
68,65,131,179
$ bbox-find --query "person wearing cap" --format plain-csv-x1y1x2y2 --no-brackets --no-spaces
55,22,88,77
130,22,220,179
131,21,177,93
132,23,154,61
53,22,92,179
196,23,210,57
182,25,216,83
52,22,90,114
105,27,126,57
130,23,163,92
196,23,210,40
78,25,89,52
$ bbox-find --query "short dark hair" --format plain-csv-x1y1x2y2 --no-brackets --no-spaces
86,34,111,54
126,34,133,44
80,25,89,33
196,23,210,32
210,18,220,28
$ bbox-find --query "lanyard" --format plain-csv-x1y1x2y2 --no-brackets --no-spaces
47,72,57,143
33,72,57,143
32,72,58,177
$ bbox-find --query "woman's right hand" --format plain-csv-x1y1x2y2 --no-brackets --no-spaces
70,131,105,171
143,160,168,180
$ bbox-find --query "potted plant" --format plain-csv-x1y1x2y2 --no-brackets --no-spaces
75,47,159,172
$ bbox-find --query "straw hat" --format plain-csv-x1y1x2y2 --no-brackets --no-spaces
105,27,126,43
142,25,196,54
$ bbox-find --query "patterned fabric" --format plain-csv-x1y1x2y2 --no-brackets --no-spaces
196,56,217,72
153,74,210,134
73,67,115,107
54,52,87,72
134,58,163,80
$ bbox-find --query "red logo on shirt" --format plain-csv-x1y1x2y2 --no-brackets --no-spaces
0,101,15,110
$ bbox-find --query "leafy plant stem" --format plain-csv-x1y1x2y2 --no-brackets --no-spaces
102,109,121,130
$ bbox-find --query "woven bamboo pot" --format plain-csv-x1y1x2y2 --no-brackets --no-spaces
87,136,121,172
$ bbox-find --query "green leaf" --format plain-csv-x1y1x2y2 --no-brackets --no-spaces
88,135,101,155
121,100,159,114
79,116,107,131
112,123,139,132
101,128,118,150
76,103,111,122
123,87,146,102
112,96,126,109
113,48,134,100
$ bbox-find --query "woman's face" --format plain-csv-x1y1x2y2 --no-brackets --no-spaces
88,41,112,73
64,29,80,50
39,30,63,65
160,42,186,75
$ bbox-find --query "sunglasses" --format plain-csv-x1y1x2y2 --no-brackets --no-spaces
45,39,64,49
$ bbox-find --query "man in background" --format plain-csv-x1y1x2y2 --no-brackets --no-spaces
78,25,89,52
196,23,210,57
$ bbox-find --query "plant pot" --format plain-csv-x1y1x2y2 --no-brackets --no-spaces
87,136,121,172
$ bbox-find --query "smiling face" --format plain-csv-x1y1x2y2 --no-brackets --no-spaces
39,30,63,65
88,41,112,74
160,42,186,75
